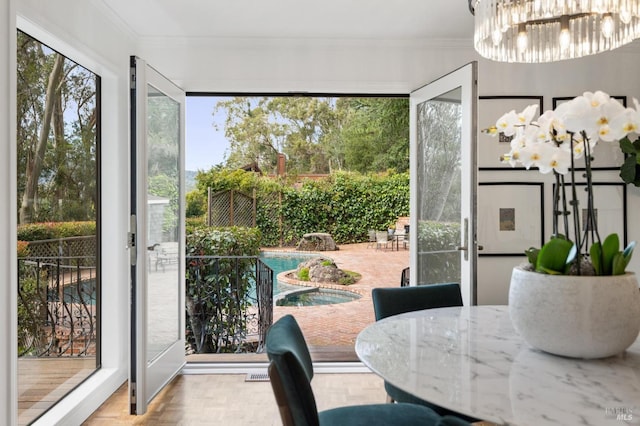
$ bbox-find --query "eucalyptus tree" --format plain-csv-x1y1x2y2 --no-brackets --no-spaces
214,97,343,174
16,31,98,224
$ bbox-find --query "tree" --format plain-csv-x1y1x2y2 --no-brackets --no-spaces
339,97,409,173
17,31,98,224
214,97,285,172
214,97,343,174
19,51,64,223
417,100,461,222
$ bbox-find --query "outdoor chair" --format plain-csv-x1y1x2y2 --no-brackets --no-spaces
371,284,478,423
265,314,472,426
401,232,409,250
400,266,410,287
375,231,390,250
367,229,377,248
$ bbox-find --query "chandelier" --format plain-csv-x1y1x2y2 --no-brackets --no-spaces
470,0,640,63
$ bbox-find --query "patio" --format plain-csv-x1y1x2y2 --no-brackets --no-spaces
272,242,409,344
187,242,409,363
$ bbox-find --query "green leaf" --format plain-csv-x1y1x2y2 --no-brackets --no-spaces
620,155,638,184
538,266,564,275
566,243,578,264
612,252,628,275
536,238,574,274
602,233,620,276
624,241,636,261
525,247,539,266
620,137,637,154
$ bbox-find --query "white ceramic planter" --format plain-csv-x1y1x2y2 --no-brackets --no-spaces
509,267,640,359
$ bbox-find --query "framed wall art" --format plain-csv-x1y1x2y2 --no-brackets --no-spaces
477,182,545,256
552,181,627,247
478,96,544,170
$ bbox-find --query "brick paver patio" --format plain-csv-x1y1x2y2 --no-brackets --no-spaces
272,242,409,349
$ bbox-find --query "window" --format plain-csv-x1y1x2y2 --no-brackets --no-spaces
16,30,101,424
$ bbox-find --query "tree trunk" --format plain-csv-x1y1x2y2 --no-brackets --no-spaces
53,83,66,220
19,53,64,224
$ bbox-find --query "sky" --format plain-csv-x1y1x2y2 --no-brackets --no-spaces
185,96,230,172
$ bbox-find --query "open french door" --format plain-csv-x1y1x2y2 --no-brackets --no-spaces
409,63,478,306
129,56,186,414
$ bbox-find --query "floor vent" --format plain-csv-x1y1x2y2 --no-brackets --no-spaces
245,372,270,382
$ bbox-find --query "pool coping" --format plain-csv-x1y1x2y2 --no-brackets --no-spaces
276,269,364,299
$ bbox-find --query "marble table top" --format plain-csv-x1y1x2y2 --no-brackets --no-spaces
355,305,640,426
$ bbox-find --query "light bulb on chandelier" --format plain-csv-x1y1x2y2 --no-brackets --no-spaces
470,0,640,63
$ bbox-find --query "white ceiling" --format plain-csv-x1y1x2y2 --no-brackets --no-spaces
100,0,474,41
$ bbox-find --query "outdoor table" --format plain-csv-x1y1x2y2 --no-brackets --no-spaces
389,232,406,251
355,305,640,425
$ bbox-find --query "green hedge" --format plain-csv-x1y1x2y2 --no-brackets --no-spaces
185,226,261,257
17,221,96,241
187,169,409,246
417,220,461,284
184,226,262,353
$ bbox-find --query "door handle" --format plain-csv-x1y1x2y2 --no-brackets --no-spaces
457,218,469,261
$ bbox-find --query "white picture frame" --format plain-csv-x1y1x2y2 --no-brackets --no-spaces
478,182,545,256
478,96,543,170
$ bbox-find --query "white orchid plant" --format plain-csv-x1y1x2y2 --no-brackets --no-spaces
487,91,637,276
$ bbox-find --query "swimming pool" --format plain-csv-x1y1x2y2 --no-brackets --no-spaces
275,288,361,306
259,251,320,296
260,251,361,306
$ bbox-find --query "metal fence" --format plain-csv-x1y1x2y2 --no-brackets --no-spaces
18,256,97,357
17,238,274,358
185,255,273,354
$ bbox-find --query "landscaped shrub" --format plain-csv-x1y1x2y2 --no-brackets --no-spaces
297,267,310,281
417,220,461,284
185,226,261,353
17,221,96,241
273,171,409,245
186,168,410,247
185,217,206,234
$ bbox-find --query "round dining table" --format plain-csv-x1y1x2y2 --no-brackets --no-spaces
355,305,640,426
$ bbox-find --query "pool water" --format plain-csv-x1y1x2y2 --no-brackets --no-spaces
276,288,361,306
259,252,320,295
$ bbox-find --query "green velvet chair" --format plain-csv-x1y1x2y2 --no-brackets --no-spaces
266,314,471,426
372,283,477,423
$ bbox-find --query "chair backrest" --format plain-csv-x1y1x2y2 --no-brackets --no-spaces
400,267,410,287
368,229,377,242
266,314,319,426
372,283,463,321
376,231,389,243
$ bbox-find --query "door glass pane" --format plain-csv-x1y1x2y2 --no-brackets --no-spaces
16,30,100,423
416,88,462,285
146,84,181,362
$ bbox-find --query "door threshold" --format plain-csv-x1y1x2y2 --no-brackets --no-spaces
181,361,369,375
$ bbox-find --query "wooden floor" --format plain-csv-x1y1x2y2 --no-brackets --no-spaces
18,357,96,426
84,373,388,425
